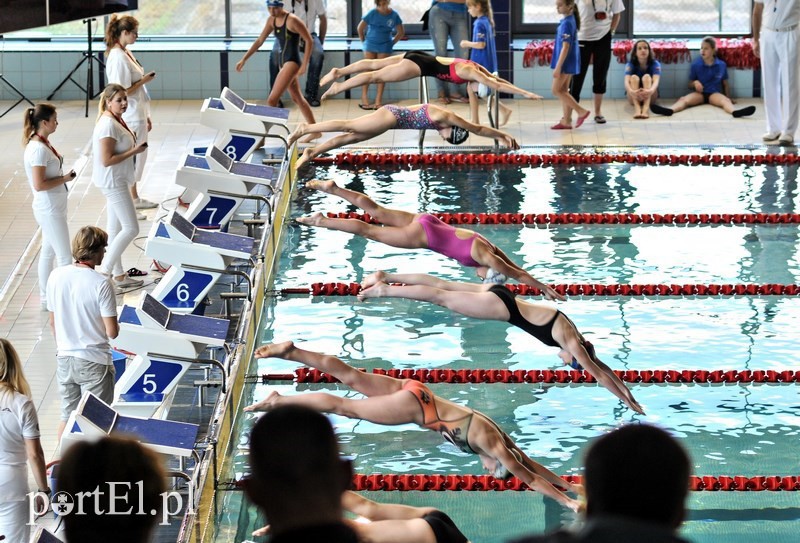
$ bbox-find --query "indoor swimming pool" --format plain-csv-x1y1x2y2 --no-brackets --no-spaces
214,149,800,542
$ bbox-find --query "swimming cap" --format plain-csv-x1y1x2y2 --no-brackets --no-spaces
483,268,508,285
447,126,469,145
266,0,284,6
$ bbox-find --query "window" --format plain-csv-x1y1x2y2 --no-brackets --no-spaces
231,0,347,36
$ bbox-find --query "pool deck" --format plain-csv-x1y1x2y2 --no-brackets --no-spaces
0,94,774,532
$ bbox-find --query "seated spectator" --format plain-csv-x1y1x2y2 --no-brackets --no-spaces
509,424,691,543
58,436,166,543
624,40,662,119
651,36,755,118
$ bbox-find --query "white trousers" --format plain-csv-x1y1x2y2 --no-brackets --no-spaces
33,208,71,301
760,27,800,137
100,185,139,278
129,121,149,184
0,498,29,543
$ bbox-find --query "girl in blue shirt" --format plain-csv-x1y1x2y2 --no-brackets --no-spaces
461,0,513,126
624,40,662,118
651,36,756,118
551,0,590,129
358,0,404,110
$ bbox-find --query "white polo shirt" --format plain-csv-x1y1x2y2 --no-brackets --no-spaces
755,0,800,30
577,0,625,41
288,0,326,35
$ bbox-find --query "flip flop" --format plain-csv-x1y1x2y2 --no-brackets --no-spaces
551,122,572,130
594,115,607,124
575,111,591,128
358,104,376,110
127,267,148,277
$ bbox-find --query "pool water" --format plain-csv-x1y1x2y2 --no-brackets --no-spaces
221,155,800,543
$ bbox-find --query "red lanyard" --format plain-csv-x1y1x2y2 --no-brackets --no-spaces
36,134,62,161
75,260,94,267
108,112,137,143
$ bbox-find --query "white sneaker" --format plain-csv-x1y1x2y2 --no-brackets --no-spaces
137,212,147,220
762,132,780,142
134,198,159,210
778,133,795,146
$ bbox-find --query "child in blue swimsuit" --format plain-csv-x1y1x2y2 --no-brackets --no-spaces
650,36,756,118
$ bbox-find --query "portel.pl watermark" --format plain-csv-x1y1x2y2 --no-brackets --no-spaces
27,482,193,526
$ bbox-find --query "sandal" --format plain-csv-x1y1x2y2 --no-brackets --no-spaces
127,267,148,277
358,104,377,110
594,115,607,124
551,122,572,130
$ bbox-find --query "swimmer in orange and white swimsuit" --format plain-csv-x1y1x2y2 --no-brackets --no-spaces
245,341,584,513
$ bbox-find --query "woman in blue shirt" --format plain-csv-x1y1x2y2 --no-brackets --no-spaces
358,0,404,110
624,40,662,118
651,36,756,118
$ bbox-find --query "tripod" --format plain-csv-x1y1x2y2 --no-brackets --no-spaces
0,73,34,119
48,18,105,117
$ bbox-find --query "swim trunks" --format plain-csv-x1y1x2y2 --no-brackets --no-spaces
488,284,561,347
402,380,476,454
417,213,482,267
422,510,469,543
383,105,442,131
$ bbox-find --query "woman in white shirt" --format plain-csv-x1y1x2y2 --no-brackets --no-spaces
104,14,157,215
92,84,148,290
0,339,48,543
23,104,76,310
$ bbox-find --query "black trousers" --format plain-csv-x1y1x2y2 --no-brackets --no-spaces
569,30,613,103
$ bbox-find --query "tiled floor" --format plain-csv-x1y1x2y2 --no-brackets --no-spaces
0,94,770,527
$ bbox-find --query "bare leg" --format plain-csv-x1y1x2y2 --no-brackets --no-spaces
640,74,652,118
322,61,421,101
628,75,643,118
305,180,418,226
320,54,405,87
360,51,378,107
296,211,427,248
286,77,322,142
498,101,512,127
373,52,389,107
468,83,480,124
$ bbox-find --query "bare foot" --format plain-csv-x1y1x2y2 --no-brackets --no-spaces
295,148,315,169
288,123,308,146
640,111,649,119
571,482,585,497
320,82,341,101
296,212,325,226
244,390,282,412
306,179,337,193
357,280,389,301
360,270,387,290
320,67,340,87
299,131,322,144
254,341,295,359
526,92,543,100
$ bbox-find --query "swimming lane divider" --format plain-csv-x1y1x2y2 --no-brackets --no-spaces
316,152,800,167
219,474,800,492
279,283,800,297
255,368,800,385
322,211,800,226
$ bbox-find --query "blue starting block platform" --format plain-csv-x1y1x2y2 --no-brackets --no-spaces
149,210,254,260
62,393,199,457
33,527,62,543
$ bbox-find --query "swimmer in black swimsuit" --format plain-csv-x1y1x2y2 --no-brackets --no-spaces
245,341,584,512
235,1,321,142
254,490,470,543
358,271,645,415
318,50,542,103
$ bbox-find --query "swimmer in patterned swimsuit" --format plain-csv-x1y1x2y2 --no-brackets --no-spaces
236,1,321,142
287,102,518,169
296,179,564,300
254,490,471,543
246,341,583,513
358,271,645,415
319,50,542,103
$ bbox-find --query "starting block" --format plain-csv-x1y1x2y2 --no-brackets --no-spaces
113,353,192,418
114,293,230,354
146,211,254,312
200,86,290,162
176,145,277,229
62,393,199,457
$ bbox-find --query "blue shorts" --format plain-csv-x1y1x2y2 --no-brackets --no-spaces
363,40,394,55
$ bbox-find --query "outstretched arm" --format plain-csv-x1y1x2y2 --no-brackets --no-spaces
343,491,435,521
237,20,273,72
444,110,520,149
474,241,565,301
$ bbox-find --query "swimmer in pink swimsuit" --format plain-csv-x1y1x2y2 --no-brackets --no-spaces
319,50,542,102
295,180,564,301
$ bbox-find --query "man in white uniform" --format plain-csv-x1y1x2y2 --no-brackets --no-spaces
752,0,800,145
47,226,119,441
270,0,327,106
569,0,625,125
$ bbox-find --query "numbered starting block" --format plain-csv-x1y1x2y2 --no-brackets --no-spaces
176,145,278,229
112,353,192,418
200,86,290,162
114,292,230,356
147,211,254,312
61,393,199,457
